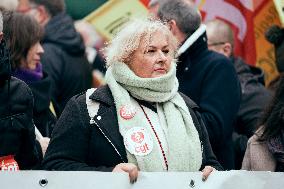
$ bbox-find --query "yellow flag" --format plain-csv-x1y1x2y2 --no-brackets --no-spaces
274,0,284,26
84,0,148,40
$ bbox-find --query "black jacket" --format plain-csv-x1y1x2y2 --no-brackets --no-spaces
0,77,42,170
233,57,272,136
42,86,223,171
41,13,92,116
232,57,272,169
177,32,241,170
27,73,57,137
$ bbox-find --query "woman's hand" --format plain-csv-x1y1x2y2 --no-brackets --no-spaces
112,163,139,184
201,166,216,181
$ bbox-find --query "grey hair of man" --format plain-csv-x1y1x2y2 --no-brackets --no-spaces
157,0,201,36
206,19,234,50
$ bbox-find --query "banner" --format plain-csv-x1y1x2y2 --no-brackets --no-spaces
0,171,284,189
84,0,148,40
195,0,282,84
274,0,284,25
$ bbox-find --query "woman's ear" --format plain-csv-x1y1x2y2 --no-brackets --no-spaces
124,56,132,65
36,5,50,25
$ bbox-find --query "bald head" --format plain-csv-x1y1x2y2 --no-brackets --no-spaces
206,19,234,57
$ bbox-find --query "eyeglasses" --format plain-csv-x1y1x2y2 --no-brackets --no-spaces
207,42,226,47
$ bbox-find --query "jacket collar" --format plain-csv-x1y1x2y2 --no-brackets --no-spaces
88,85,128,162
232,57,266,85
89,85,115,106
177,24,207,56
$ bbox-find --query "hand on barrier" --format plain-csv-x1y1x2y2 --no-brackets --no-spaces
112,163,139,184
38,137,50,156
201,166,216,181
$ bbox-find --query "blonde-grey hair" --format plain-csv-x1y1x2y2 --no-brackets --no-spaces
0,0,18,11
105,18,178,67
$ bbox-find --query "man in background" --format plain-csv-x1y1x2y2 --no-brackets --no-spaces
206,19,272,168
155,0,241,170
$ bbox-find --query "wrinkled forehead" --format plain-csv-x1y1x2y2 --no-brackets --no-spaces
139,29,170,48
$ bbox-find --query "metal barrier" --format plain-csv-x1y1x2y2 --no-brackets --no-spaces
0,171,283,189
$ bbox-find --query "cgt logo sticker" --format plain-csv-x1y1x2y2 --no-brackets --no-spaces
0,155,19,171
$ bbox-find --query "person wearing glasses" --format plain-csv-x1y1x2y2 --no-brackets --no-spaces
153,0,241,170
206,19,272,169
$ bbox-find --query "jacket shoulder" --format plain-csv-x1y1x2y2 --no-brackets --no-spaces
179,92,198,109
0,77,34,116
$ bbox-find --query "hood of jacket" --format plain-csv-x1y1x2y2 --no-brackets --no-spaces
42,13,85,55
232,57,265,85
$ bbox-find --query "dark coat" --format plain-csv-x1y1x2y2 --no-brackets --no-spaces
177,32,241,170
41,13,92,116
27,73,57,137
42,85,223,171
0,77,42,170
232,57,272,169
233,57,272,136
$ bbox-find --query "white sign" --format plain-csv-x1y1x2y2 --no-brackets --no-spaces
0,171,283,189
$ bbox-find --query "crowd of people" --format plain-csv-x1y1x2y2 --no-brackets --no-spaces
0,0,284,183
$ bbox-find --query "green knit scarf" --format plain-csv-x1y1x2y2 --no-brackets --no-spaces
105,62,202,171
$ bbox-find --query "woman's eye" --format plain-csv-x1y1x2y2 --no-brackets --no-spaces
146,49,155,53
163,50,169,54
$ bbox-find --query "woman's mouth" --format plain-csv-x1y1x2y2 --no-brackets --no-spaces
154,68,167,73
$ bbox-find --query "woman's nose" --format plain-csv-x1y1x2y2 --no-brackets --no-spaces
37,44,44,54
157,50,167,62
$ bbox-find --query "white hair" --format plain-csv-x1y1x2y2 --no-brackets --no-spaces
105,18,178,67
0,11,2,33
0,0,18,11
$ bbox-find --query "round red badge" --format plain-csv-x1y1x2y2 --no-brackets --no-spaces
120,104,136,120
0,155,19,171
124,127,153,156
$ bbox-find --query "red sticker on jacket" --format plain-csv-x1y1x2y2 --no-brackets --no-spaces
0,155,19,171
124,127,153,156
120,104,136,120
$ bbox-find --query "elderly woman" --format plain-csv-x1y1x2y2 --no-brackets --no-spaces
42,19,222,182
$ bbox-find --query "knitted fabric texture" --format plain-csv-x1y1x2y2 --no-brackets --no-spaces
105,62,202,171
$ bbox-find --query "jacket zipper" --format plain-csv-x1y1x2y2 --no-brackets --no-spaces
90,118,125,163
